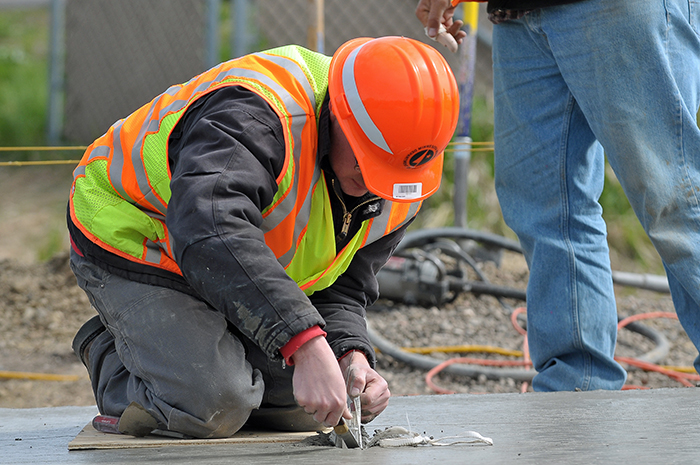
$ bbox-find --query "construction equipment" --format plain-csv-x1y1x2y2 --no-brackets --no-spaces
375,230,525,307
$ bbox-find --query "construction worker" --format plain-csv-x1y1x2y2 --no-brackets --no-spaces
69,36,459,439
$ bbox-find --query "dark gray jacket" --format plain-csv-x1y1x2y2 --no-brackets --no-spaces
68,85,411,366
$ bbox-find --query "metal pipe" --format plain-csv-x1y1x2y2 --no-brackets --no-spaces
452,136,471,228
307,0,324,53
611,270,670,293
47,0,66,145
232,0,252,58
452,4,478,228
205,0,221,68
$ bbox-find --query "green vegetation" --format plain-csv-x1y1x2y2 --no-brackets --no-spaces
0,7,49,152
37,225,66,261
0,5,663,273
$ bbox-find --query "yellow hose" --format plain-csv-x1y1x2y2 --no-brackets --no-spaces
397,346,697,374
400,344,523,357
661,365,697,374
0,370,81,381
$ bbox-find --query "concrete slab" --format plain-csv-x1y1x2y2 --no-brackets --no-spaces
2,388,698,464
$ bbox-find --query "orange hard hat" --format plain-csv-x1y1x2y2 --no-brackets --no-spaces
328,36,459,202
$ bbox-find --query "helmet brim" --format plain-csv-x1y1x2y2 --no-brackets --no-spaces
347,129,444,203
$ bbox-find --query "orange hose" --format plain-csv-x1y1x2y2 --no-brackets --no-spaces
615,356,700,387
424,308,699,394
511,307,531,393
510,306,528,336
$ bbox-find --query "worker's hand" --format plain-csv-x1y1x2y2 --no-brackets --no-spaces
291,336,352,428
339,350,390,423
416,0,467,49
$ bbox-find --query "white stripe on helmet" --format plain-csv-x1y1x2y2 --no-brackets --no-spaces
342,43,393,154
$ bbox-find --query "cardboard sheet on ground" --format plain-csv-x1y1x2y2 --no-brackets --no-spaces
68,422,320,450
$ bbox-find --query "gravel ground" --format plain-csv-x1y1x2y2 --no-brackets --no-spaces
0,245,696,410
0,166,697,409
369,248,698,396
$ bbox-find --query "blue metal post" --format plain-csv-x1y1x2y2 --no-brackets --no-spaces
47,0,66,145
205,0,221,68
232,0,253,58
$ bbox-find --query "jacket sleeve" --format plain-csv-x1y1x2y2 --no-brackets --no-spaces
166,86,325,361
309,219,413,368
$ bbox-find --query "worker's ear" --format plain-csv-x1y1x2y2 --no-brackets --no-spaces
330,94,352,120
329,103,344,133
329,100,337,123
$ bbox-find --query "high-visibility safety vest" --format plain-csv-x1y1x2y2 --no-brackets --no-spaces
69,45,421,296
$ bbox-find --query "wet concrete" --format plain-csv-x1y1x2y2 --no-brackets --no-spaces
2,388,698,464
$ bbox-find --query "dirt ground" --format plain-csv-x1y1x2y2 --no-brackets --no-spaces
0,165,697,410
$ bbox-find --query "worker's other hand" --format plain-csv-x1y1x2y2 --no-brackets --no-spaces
339,350,390,423
291,336,352,428
416,0,467,50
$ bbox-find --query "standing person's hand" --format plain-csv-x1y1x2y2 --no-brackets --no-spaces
339,350,390,423
416,0,467,51
291,336,351,427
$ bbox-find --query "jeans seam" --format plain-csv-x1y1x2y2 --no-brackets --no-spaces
581,353,592,391
560,93,590,390
673,3,700,216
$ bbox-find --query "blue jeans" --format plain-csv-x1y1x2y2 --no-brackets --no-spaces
492,0,700,391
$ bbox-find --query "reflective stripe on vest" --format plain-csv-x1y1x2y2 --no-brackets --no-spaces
71,48,320,273
70,45,421,294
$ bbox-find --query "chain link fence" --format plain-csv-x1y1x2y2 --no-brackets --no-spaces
255,0,436,53
50,0,492,144
248,0,493,99
62,0,211,143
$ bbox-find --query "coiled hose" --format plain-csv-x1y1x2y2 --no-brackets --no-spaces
369,227,671,382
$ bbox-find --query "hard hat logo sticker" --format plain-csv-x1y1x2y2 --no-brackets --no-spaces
404,146,438,169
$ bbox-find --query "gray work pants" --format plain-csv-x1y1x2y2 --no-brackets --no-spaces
70,250,321,438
